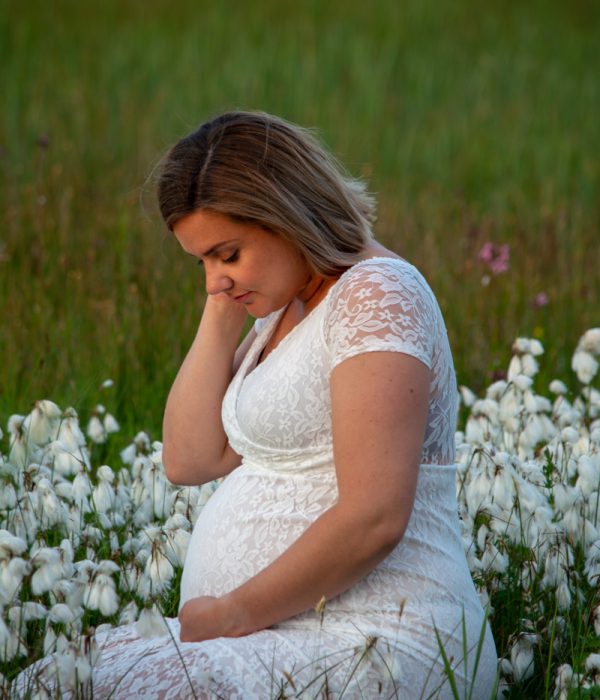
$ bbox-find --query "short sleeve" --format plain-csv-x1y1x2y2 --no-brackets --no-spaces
323,260,438,371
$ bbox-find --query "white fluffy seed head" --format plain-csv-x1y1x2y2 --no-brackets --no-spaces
572,351,598,385
135,605,168,638
578,328,600,355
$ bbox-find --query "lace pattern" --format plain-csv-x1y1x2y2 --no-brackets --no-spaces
34,257,497,698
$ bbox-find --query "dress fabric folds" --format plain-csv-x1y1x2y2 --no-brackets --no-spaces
90,258,498,698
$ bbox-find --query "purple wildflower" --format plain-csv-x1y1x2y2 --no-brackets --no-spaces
532,292,549,309
478,242,510,276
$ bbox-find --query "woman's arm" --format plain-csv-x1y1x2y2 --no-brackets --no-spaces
179,350,430,640
162,295,253,486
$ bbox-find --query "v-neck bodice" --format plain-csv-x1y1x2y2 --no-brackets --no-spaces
221,256,459,471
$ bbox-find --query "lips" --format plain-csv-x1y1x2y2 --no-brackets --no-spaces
233,291,252,303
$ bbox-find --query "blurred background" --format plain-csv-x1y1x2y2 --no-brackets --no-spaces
1,0,598,438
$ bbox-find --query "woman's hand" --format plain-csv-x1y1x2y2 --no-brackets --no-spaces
202,292,249,338
178,595,245,642
161,292,253,486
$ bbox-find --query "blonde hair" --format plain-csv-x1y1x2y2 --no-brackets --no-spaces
157,111,376,276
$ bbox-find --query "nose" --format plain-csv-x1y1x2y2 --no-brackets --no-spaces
205,265,234,296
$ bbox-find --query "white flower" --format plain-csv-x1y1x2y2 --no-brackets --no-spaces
120,443,137,465
513,338,532,354
86,416,106,444
561,426,579,445
520,354,539,377
72,470,92,509
54,635,99,690
49,603,77,625
103,413,120,434
21,601,47,622
550,379,568,395
44,625,57,654
529,339,544,356
507,355,522,381
0,615,27,661
0,530,27,559
7,415,25,441
572,350,598,384
27,400,62,445
0,557,30,603
31,548,65,595
145,547,175,594
481,540,508,574
56,407,87,451
556,581,572,611
118,601,139,625
464,417,486,445
76,558,99,581
83,573,119,616
554,663,574,696
512,374,533,392
523,391,539,414
486,380,508,400
496,677,510,699
92,466,116,513
579,328,600,354
459,385,476,408
165,525,191,566
593,605,600,636
585,653,600,673
36,477,66,528
465,470,493,516
136,605,168,638
510,633,537,682
473,399,499,423
100,379,114,389
96,559,120,576
0,483,17,510
491,469,515,512
7,431,36,470
49,440,82,476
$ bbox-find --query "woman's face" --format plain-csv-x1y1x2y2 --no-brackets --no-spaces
173,209,312,317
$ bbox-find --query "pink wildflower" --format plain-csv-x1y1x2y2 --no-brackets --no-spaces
478,242,495,264
478,242,510,276
532,292,549,308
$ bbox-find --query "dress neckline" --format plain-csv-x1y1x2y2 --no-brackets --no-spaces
246,256,411,377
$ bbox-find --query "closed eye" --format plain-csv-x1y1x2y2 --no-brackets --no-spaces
195,250,238,266
223,250,239,264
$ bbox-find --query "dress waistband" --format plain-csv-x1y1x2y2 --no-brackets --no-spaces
240,453,336,475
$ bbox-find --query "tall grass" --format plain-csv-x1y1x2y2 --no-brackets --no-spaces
1,0,598,437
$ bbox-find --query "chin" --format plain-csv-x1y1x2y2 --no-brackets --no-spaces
248,299,287,319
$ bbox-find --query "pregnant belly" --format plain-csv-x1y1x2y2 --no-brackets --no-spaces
179,463,337,607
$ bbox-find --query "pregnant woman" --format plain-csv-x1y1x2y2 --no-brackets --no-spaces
91,110,498,698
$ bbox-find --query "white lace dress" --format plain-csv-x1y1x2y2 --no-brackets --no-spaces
91,257,498,698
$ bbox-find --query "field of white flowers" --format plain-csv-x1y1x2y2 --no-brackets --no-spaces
1,329,600,699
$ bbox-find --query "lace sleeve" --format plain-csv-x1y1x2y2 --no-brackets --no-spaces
323,260,439,371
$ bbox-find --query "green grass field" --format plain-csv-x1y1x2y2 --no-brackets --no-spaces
1,0,598,438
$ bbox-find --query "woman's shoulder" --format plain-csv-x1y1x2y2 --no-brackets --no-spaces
328,256,436,307
323,256,442,370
